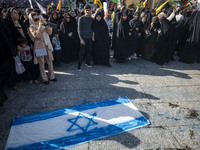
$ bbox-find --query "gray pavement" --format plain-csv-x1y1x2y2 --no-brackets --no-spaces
0,55,200,150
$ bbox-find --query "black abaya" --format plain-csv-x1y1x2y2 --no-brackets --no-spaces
0,17,17,105
111,9,121,50
141,20,159,60
180,11,200,63
114,16,131,62
151,17,174,65
92,14,110,66
60,17,80,63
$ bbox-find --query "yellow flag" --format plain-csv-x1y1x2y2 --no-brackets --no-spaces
94,0,103,9
57,0,61,10
143,0,147,7
156,0,169,15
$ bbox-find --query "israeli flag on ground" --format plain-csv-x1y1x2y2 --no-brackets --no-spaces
5,97,149,150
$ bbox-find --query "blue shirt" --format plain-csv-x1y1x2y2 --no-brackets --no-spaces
52,36,61,50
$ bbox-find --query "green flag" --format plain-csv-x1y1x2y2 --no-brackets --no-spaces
67,0,72,10
112,0,118,4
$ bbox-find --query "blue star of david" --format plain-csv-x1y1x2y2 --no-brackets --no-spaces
67,112,98,133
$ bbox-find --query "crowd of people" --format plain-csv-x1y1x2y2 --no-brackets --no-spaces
0,3,200,106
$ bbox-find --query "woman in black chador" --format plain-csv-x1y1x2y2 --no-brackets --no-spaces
60,13,80,63
114,11,131,63
129,12,143,57
92,12,111,67
141,16,160,60
0,17,18,106
48,11,60,29
151,17,174,65
179,11,200,63
112,7,126,50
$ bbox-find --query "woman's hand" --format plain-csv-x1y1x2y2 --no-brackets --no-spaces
39,20,43,27
17,45,24,52
68,32,73,37
151,22,154,28
92,32,95,41
80,39,85,45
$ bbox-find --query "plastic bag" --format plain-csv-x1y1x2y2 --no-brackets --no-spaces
14,56,26,74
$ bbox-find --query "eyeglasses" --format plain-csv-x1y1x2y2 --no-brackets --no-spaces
33,18,39,22
66,17,70,19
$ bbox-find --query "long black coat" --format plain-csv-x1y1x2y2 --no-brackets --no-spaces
180,11,200,63
151,17,174,65
114,17,131,61
60,19,80,63
92,16,110,66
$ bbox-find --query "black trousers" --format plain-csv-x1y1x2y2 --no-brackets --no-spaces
78,38,92,66
53,50,62,65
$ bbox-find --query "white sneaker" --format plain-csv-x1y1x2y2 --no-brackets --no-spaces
85,63,92,68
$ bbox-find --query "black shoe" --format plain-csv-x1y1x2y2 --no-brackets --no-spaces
49,78,57,82
77,65,81,71
43,81,49,85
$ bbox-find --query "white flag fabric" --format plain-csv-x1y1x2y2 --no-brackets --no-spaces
5,97,149,150
28,0,33,9
35,0,46,14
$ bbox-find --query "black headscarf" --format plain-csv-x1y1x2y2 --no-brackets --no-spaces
48,11,58,24
183,11,197,27
5,7,32,47
5,7,22,47
147,9,155,25
129,12,140,31
70,11,77,27
92,12,109,42
117,11,130,40
160,17,171,36
60,13,73,34
0,17,17,63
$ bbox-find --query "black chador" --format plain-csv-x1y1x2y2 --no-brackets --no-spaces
151,17,174,65
112,7,126,50
92,13,110,66
179,11,200,63
114,11,131,62
141,16,159,60
60,13,80,63
0,17,17,105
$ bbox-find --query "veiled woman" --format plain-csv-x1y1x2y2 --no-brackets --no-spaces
92,12,111,66
141,16,160,60
5,7,33,51
48,11,60,29
0,17,18,98
60,13,80,63
151,17,174,65
179,11,200,63
114,11,131,63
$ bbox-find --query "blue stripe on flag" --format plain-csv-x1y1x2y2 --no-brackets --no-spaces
12,97,131,126
7,116,149,150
